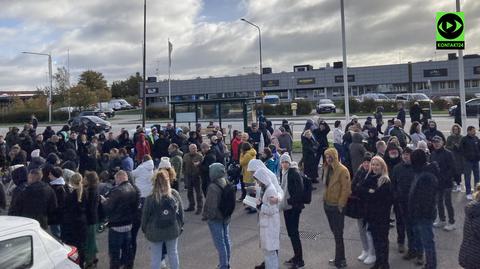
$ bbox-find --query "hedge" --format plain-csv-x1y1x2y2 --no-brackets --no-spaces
257,101,314,116
146,107,169,119
0,110,69,123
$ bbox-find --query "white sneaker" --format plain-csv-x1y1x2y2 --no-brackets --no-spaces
357,250,368,261
467,194,473,201
433,221,446,228
363,255,376,265
444,223,456,231
160,259,168,269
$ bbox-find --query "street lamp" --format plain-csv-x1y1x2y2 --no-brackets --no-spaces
22,51,53,123
241,18,263,100
142,0,147,128
340,0,350,122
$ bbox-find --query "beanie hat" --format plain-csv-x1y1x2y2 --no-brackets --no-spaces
280,153,291,164
31,149,40,158
158,157,172,169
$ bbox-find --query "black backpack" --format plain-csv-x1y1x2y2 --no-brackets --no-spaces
215,182,236,218
301,175,313,204
156,196,178,228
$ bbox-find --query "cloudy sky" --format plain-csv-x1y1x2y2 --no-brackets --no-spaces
1,0,479,91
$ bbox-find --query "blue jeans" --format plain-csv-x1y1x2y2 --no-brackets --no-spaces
108,229,132,269
412,220,436,269
464,160,480,194
208,220,231,269
150,239,179,269
334,143,345,163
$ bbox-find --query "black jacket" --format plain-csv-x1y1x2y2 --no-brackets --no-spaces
9,181,57,229
301,136,319,179
47,183,67,225
408,169,438,222
409,104,422,123
61,188,87,246
397,108,406,126
313,123,330,150
85,187,100,225
424,127,445,143
153,137,170,159
459,200,480,269
360,173,393,225
102,139,119,154
391,162,415,203
200,149,217,180
430,147,455,189
102,181,140,227
460,135,480,162
280,167,305,210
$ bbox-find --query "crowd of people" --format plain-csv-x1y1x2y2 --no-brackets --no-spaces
0,109,479,269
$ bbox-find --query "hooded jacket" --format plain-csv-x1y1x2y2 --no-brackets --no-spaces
169,149,183,180
254,168,281,251
182,151,203,178
202,163,230,222
446,130,464,174
323,148,351,208
240,148,257,184
460,134,480,162
430,147,455,189
132,159,155,198
349,132,367,173
424,123,446,143
135,133,151,162
48,177,67,226
247,159,284,201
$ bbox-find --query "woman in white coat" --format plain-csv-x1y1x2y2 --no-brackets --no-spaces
132,154,155,198
253,168,281,269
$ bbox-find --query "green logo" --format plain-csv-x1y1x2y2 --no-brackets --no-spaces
436,12,465,50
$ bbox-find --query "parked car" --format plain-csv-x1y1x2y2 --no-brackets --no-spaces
316,99,336,114
0,216,80,269
263,95,280,106
68,116,111,133
54,107,78,113
98,107,115,118
109,99,134,110
395,93,433,104
78,110,107,120
356,93,391,102
449,98,480,116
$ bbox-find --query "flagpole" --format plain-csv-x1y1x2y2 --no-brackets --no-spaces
168,39,172,119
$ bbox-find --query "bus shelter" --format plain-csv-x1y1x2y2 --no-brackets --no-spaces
170,97,260,132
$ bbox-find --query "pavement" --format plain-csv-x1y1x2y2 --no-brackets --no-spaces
94,153,470,269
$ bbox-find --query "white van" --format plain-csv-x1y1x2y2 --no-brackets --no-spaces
108,99,133,111
263,95,280,106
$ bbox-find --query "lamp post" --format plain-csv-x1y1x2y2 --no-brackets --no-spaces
22,51,53,123
142,0,147,128
456,0,467,134
340,0,350,122
241,18,263,100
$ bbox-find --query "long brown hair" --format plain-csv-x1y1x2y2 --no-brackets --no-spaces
83,171,99,190
70,173,84,202
160,167,177,185
151,170,172,202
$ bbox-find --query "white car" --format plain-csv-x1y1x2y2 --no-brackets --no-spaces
0,216,80,269
356,93,391,102
316,99,336,114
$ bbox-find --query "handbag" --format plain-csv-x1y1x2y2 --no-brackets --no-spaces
344,195,365,219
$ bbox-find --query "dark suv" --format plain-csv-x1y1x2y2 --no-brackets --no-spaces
68,116,111,133
78,110,107,120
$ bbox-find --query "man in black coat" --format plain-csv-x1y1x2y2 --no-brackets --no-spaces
409,102,422,123
424,121,446,147
64,131,79,152
430,136,456,230
392,147,416,258
397,102,406,128
460,126,480,200
9,169,57,230
101,170,140,269
408,149,438,269
200,143,217,199
47,167,67,238
102,132,120,154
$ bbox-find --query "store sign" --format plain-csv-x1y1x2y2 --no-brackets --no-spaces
474,66,480,75
436,12,465,50
334,75,355,83
262,80,279,87
146,88,159,94
423,69,448,77
297,78,315,85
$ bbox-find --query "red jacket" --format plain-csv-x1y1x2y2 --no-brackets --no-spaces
135,133,151,162
231,137,242,162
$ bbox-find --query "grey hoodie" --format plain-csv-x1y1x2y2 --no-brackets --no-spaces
203,163,230,222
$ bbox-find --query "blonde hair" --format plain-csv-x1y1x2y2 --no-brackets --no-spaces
160,167,177,185
370,156,390,186
69,173,84,203
474,183,480,201
152,170,172,202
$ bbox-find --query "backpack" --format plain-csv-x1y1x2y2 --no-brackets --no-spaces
301,175,313,204
215,182,236,218
155,196,179,228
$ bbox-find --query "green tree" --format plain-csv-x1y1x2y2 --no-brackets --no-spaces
53,67,70,106
110,72,142,98
78,70,108,91
69,84,97,109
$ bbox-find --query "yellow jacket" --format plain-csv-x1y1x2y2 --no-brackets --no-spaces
323,148,351,208
240,148,257,184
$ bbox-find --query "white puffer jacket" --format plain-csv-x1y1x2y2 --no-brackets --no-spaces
132,159,155,198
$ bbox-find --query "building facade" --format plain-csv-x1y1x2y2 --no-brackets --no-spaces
142,54,480,105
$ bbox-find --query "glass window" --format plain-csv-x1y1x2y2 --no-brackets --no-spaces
465,80,471,88
472,80,479,88
439,82,446,89
0,236,33,269
448,81,455,89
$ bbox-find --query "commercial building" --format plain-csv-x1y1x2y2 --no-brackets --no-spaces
142,53,480,105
